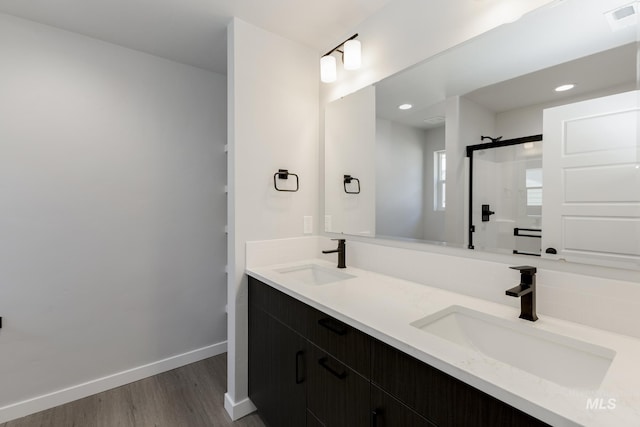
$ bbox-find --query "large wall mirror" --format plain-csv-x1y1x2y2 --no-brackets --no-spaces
324,0,639,270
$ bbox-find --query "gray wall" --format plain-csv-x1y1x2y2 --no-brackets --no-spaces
376,118,426,239
0,13,227,414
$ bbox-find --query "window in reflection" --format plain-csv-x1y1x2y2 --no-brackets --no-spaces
525,167,542,213
434,150,447,211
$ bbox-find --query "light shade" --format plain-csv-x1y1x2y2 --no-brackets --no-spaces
320,55,337,83
343,39,361,70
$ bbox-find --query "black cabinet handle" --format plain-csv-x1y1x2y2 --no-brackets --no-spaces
318,357,347,380
318,317,348,336
372,409,382,427
295,350,305,384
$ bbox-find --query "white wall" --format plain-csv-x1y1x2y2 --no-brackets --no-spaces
0,13,227,422
376,118,425,239
226,18,319,419
325,86,376,236
423,126,446,241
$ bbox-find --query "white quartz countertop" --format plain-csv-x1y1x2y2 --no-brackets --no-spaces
247,259,640,427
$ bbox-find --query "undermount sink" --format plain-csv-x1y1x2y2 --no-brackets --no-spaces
275,264,355,286
411,305,615,389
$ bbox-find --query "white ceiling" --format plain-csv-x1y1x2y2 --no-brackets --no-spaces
0,0,394,75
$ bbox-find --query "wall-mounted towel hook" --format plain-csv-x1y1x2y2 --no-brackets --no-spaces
343,175,360,194
273,169,299,192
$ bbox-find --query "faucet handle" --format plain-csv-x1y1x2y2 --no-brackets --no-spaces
509,265,537,274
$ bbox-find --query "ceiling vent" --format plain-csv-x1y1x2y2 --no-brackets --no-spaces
424,116,445,125
605,2,638,31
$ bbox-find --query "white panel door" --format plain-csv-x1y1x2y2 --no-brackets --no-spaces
542,90,640,269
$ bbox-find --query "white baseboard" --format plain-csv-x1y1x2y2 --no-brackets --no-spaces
0,341,227,424
224,393,257,421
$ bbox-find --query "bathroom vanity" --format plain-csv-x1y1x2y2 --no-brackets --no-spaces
248,275,547,426
246,258,640,427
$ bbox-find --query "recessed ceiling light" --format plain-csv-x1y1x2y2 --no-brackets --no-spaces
398,104,413,110
555,84,575,92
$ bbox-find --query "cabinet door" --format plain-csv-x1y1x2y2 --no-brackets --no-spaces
307,345,369,427
249,303,307,427
371,385,435,427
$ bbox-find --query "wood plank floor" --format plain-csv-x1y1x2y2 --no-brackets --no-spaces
2,353,265,427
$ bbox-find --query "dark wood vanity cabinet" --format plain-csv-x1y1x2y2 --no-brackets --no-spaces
371,339,549,427
249,276,370,427
248,276,549,427
248,296,307,427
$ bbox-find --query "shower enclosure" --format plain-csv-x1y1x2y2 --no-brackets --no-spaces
467,135,543,256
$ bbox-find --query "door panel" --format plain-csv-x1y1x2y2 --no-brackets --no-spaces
542,90,640,268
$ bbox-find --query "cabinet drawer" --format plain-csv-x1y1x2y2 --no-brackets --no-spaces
371,339,549,427
307,345,370,427
371,385,435,427
249,276,309,336
306,307,371,378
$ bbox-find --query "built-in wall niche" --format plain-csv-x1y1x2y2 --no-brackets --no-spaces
323,0,639,271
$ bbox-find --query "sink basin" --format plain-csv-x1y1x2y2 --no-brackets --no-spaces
411,305,615,389
275,264,355,286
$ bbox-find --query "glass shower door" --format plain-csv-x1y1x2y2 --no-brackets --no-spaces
470,140,543,256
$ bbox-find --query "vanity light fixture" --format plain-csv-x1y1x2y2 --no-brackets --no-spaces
320,34,361,83
320,55,337,83
398,103,413,110
554,83,575,92
343,39,361,70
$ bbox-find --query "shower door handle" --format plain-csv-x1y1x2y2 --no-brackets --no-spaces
481,204,495,222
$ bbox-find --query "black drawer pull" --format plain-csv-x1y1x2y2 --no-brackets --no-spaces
318,357,347,379
318,317,348,335
372,409,383,427
295,350,305,384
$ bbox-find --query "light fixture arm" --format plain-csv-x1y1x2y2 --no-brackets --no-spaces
323,33,359,58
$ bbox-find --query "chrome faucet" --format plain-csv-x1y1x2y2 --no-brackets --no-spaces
322,239,346,269
506,266,538,321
